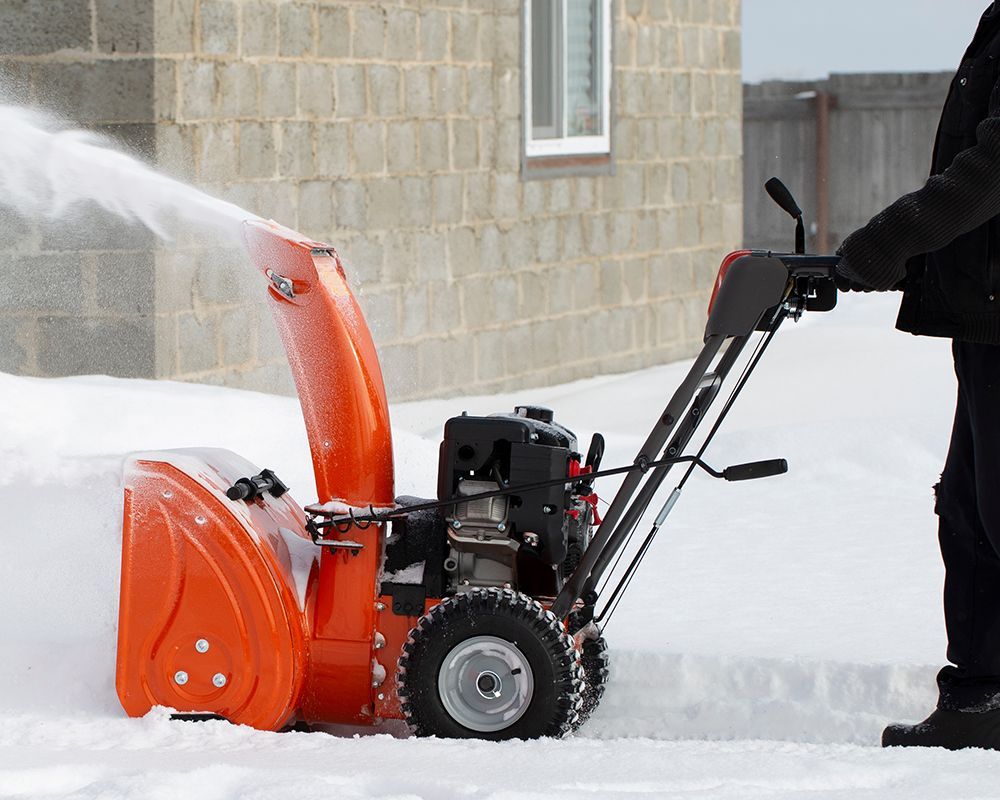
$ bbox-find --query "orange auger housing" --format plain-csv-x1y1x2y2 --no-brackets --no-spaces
116,220,408,729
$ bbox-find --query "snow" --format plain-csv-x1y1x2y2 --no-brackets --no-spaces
1,293,989,797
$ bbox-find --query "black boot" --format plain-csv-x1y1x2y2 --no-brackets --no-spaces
882,707,1000,750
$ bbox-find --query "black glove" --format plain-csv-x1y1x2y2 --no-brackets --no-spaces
834,258,877,293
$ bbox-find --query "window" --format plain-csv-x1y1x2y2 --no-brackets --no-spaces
524,0,612,159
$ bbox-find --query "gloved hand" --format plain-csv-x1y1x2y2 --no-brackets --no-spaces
834,258,877,293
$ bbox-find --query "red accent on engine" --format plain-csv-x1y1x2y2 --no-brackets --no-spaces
707,250,753,317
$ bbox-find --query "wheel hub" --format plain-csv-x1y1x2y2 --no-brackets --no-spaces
438,635,534,732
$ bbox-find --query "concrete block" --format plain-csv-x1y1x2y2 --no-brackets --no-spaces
561,217,585,260
523,181,546,216
369,65,400,117
217,62,259,118
474,329,506,381
220,306,256,367
420,9,448,61
546,266,573,314
600,260,624,306
405,66,434,117
194,123,238,181
494,119,520,172
636,25,656,67
416,231,448,282
380,342,419,399
178,61,214,121
448,228,478,277
492,172,520,220
479,224,504,271
316,122,351,177
381,230,416,283
671,72,692,116
298,63,336,118
37,315,155,378
622,258,648,303
450,13,478,62
400,285,428,338
238,122,276,178
399,175,432,228
278,122,315,177
387,121,418,173
0,317,30,374
693,73,715,115
0,0,89,54
583,214,610,257
493,13,518,67
333,180,367,231
432,174,463,225
477,119,495,169
387,8,418,57
317,6,350,58
200,0,238,55
34,60,154,123
464,172,490,222
90,251,155,315
506,220,534,269
39,209,155,253
426,279,460,333
0,253,84,314
297,180,334,238
240,0,277,57
351,121,385,173
335,65,366,118
354,5,386,59
435,66,464,115
257,180,297,225
176,311,219,374
533,217,558,264
260,62,296,118
359,288,400,342
367,178,402,229
517,271,549,319
97,0,153,53
420,120,448,172
279,2,314,57
451,119,477,170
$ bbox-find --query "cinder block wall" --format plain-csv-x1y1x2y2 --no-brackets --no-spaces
0,0,742,401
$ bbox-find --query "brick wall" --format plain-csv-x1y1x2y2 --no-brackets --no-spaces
0,0,742,401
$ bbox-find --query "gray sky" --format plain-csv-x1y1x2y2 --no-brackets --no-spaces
743,0,994,82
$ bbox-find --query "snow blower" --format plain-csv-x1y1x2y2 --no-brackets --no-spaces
115,178,838,739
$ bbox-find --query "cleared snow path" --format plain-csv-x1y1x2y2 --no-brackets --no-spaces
2,293,987,798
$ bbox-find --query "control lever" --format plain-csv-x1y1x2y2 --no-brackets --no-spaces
226,468,289,502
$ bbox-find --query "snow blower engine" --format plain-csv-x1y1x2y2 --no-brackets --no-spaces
115,178,838,739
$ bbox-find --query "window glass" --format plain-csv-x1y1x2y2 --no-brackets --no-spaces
531,0,559,140
566,0,601,137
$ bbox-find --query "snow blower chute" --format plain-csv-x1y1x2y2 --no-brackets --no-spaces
116,179,840,739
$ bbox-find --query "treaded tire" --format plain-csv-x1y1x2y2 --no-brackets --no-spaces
397,588,583,740
567,612,610,730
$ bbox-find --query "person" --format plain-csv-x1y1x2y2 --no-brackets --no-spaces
836,2,1000,750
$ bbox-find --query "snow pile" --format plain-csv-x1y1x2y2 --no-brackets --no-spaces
0,293,981,797
0,105,258,243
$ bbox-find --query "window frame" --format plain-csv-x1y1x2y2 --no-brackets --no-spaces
523,0,613,160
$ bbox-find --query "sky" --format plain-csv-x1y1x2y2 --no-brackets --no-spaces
743,0,994,82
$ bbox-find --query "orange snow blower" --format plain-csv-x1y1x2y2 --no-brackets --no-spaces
116,179,840,739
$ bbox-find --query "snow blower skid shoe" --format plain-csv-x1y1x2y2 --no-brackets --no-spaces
115,179,842,740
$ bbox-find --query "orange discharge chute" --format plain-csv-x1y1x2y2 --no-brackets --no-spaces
116,221,398,729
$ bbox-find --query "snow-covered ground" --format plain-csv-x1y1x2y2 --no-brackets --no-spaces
3,293,992,798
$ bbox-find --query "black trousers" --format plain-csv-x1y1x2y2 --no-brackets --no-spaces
937,339,1000,710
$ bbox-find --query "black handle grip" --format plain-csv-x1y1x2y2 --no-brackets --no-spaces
723,458,788,482
765,178,802,220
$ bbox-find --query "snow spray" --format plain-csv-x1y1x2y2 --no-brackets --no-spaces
0,105,260,243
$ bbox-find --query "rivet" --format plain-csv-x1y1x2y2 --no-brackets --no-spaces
162,490,173,499
451,519,462,529
212,673,227,688
174,670,189,685
990,294,996,302
195,515,207,525
377,692,385,701
375,602,386,612
961,77,968,86
497,522,506,532
195,639,209,653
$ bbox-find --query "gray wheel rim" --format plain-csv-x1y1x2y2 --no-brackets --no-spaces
437,635,534,733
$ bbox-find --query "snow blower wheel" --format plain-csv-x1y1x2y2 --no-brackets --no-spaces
567,611,610,728
397,588,583,740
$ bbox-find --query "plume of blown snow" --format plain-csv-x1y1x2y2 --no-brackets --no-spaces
0,105,258,243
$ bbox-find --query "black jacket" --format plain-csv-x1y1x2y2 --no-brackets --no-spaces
838,4,1000,344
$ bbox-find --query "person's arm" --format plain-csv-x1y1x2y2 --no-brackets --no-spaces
838,105,1000,291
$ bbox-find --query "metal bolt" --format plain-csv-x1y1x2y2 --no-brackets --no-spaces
195,515,207,525
375,602,386,612
212,673,227,688
497,522,506,532
195,639,209,653
451,519,462,530
377,692,385,701
162,490,173,499
961,77,968,86
174,671,189,686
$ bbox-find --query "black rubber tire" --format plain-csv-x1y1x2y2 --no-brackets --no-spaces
567,612,610,730
397,588,583,740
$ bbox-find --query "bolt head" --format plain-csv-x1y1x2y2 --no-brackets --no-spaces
377,692,385,701
174,671,189,686
375,602,386,612
212,673,227,688
194,515,207,525
451,519,462,529
497,522,506,532
195,639,209,653
162,490,173,499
